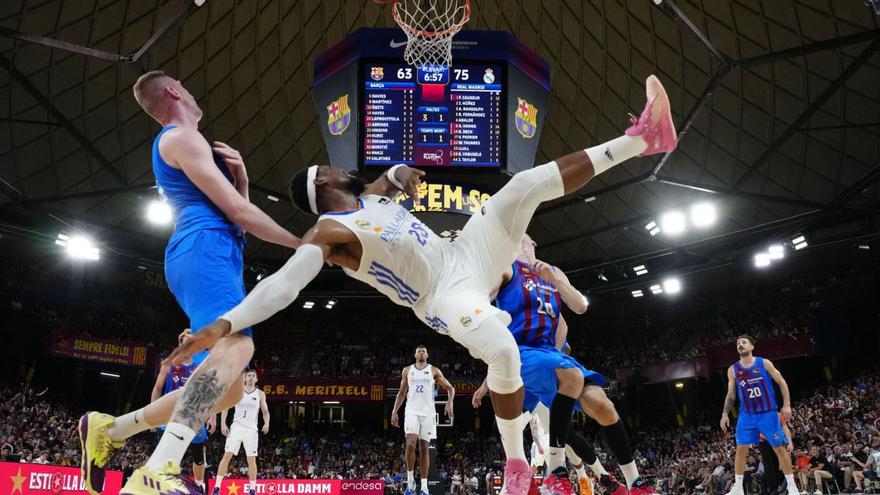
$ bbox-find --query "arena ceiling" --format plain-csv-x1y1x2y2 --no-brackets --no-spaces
1,0,879,294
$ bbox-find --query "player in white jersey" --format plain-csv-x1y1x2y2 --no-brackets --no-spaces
391,345,455,495
166,75,677,495
212,371,269,495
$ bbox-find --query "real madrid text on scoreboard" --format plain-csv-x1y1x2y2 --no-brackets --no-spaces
360,61,505,168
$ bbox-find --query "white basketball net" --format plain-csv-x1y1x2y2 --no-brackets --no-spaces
391,0,471,67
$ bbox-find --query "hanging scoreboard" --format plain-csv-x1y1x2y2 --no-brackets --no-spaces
361,61,505,168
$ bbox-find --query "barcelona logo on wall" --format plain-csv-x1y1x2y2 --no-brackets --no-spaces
515,97,538,139
327,95,351,136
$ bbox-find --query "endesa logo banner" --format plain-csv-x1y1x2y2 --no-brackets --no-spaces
208,479,385,495
0,462,123,495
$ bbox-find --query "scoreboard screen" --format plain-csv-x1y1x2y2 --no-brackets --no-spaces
360,60,506,169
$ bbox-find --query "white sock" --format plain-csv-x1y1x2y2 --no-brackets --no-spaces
734,474,744,488
144,422,195,471
107,409,153,442
620,461,640,489
421,478,428,492
249,480,256,491
785,474,796,492
407,471,415,489
196,481,205,490
589,460,608,477
496,415,527,461
215,475,224,489
547,446,565,473
584,135,648,176
575,466,587,479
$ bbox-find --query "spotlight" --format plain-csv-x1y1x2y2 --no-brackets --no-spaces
662,277,681,294
631,290,644,298
303,301,315,309
649,284,663,295
754,253,771,268
56,234,100,261
674,381,684,389
325,299,337,310
645,221,661,236
633,265,648,276
323,401,340,405
267,195,280,202
100,372,120,378
768,244,785,260
598,271,609,282
858,244,870,250
146,199,172,225
792,234,808,250
256,273,264,281
659,211,686,236
690,202,717,228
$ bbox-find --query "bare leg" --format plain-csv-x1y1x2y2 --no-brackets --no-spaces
405,434,418,491
146,334,253,470
246,456,258,491
419,439,430,492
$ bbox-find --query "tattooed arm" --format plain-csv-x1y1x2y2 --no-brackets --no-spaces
720,366,736,432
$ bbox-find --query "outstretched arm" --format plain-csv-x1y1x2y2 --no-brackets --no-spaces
165,221,356,365
764,359,792,420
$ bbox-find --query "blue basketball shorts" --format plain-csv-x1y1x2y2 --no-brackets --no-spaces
736,411,787,447
165,229,253,366
520,345,606,413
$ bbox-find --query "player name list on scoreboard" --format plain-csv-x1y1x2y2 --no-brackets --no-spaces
363,64,504,168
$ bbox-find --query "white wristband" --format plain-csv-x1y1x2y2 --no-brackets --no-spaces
386,164,406,190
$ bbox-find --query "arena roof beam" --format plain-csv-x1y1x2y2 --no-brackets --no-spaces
732,38,880,190
655,176,840,210
652,0,731,65
738,29,880,69
0,26,129,62
0,55,130,187
835,163,880,205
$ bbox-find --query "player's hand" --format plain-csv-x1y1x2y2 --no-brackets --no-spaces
472,383,489,409
787,441,793,453
445,401,454,421
213,141,248,182
164,321,231,367
719,415,729,432
261,424,269,434
221,424,229,437
396,166,426,200
781,405,792,422
206,415,216,434
390,412,399,428
534,260,560,284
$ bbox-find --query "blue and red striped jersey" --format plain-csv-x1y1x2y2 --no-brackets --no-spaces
733,357,779,414
495,261,562,348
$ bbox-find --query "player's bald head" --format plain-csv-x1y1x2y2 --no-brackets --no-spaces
133,70,174,121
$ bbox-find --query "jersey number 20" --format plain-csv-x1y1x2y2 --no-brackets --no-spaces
747,387,762,398
536,296,557,319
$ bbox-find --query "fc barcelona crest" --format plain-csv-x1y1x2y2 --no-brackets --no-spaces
370,66,384,81
327,95,351,136
515,97,538,139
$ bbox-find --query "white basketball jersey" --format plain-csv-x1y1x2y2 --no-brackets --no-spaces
232,388,260,431
405,364,436,416
318,195,448,307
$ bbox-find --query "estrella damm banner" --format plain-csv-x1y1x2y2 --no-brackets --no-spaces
393,181,492,216
261,377,385,401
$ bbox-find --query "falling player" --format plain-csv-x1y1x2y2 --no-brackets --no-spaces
166,75,677,495
390,345,456,495
149,330,215,493
720,336,799,495
212,371,269,495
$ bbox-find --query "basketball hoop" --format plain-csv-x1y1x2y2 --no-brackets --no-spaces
380,0,471,68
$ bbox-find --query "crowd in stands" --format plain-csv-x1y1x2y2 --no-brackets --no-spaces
636,375,880,495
